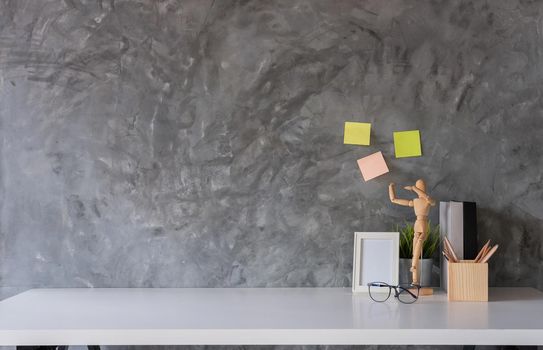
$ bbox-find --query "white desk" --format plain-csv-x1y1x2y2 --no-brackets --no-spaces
0,287,542,346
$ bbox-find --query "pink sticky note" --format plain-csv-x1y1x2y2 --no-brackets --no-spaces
357,151,389,181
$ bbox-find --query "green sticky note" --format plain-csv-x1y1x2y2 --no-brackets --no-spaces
393,130,422,158
344,122,371,146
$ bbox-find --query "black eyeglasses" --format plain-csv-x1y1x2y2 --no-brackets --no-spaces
367,282,421,304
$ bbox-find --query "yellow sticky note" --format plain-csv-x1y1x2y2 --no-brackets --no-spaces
344,122,371,146
393,130,422,158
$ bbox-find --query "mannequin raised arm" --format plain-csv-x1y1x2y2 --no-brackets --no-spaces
389,183,413,207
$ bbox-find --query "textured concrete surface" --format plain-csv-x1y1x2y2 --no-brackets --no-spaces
1,0,543,348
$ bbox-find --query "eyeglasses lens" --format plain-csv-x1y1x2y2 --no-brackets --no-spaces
397,284,420,304
368,283,391,302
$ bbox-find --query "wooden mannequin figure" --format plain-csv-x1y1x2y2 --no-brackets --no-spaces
389,179,436,290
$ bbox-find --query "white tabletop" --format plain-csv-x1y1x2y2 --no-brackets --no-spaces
0,287,542,346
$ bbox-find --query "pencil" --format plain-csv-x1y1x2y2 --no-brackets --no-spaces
442,251,450,261
480,245,499,263
474,240,491,263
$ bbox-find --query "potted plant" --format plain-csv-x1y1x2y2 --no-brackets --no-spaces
396,221,440,286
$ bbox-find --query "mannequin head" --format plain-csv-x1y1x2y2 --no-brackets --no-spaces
415,179,426,192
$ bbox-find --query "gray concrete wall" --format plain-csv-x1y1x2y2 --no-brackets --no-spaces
0,0,543,348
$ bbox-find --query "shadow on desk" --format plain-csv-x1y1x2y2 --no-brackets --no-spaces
489,288,543,302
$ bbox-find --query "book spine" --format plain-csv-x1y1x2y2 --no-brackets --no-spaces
449,201,464,259
462,202,478,260
439,201,450,291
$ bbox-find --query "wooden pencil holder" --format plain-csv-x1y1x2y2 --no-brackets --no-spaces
447,260,488,302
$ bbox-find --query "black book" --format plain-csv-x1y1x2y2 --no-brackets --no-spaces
462,202,478,260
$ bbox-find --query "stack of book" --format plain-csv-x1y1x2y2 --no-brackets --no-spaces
439,201,478,291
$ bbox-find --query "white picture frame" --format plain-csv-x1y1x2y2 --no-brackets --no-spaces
352,232,400,293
